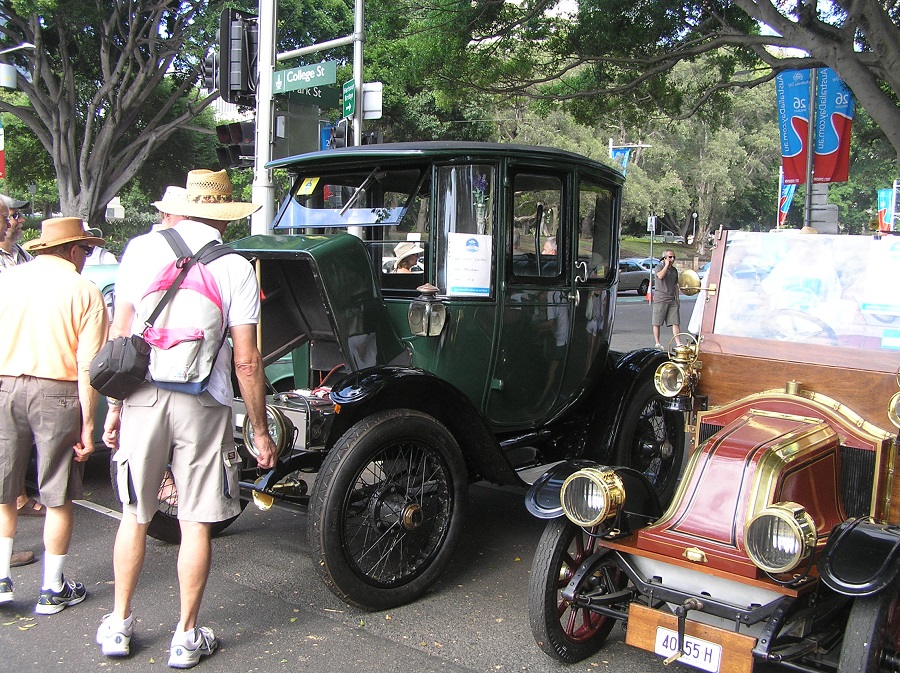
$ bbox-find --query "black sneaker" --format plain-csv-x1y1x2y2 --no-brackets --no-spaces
0,577,12,604
35,577,86,615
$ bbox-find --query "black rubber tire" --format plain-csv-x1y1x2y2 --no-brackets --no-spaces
109,459,247,544
837,580,899,672
309,409,468,611
638,279,649,297
528,518,625,663
613,376,685,508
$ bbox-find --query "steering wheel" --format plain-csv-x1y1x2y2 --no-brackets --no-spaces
765,310,839,346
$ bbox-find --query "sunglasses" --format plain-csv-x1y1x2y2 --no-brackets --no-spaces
9,211,24,220
666,255,675,259
79,244,95,255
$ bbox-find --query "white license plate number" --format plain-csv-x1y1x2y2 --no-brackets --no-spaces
654,627,723,673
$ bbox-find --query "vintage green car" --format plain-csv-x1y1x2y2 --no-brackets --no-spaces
144,142,686,610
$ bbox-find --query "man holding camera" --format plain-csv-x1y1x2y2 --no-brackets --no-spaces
652,250,681,349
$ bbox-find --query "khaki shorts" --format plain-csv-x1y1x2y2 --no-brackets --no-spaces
114,383,240,525
652,300,681,327
0,375,84,507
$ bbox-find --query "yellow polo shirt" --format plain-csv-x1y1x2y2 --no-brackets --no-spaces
0,254,109,381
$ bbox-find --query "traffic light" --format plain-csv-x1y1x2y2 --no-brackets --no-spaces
219,8,258,105
201,53,218,91
361,130,382,145
329,119,350,149
215,121,255,169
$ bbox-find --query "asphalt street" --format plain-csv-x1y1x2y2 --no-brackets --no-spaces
0,295,707,673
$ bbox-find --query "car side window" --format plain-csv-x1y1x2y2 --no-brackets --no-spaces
434,164,496,297
510,173,564,279
577,177,614,282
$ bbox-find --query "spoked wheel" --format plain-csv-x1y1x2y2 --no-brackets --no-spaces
528,518,627,663
838,580,900,672
109,459,247,544
309,410,468,611
614,377,685,507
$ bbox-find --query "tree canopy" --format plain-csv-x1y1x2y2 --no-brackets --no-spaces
0,0,222,224
438,0,900,162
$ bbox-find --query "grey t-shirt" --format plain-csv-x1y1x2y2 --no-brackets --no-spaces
653,263,679,302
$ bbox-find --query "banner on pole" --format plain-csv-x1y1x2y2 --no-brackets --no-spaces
878,187,896,232
776,68,854,185
813,68,854,184
775,70,810,185
779,182,797,226
610,147,631,175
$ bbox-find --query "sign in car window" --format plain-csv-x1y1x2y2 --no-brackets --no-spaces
446,233,492,297
713,232,899,351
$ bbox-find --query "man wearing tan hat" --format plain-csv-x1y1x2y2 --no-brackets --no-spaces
97,169,276,667
0,217,109,614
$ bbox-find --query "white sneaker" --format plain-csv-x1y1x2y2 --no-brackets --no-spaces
96,612,134,657
168,626,218,669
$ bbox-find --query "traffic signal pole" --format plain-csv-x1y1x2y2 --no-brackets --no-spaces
250,0,276,236
252,0,365,234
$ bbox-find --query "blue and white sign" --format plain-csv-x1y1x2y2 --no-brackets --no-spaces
446,232,492,297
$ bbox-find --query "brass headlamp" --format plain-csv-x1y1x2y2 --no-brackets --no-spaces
654,334,700,398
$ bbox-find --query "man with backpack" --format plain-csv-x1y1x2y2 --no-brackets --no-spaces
97,169,276,668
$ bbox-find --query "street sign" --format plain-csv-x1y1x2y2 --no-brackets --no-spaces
342,80,355,118
272,60,337,95
289,86,341,108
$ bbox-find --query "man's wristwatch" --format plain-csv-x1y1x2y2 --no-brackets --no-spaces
106,397,123,408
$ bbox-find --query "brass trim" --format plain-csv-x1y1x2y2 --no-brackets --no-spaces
745,414,839,524
696,389,893,520
682,547,708,563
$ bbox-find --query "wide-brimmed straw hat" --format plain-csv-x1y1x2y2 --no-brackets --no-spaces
153,169,261,222
23,217,105,251
393,241,425,261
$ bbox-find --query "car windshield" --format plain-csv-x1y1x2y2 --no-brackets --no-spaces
273,167,425,230
713,231,900,351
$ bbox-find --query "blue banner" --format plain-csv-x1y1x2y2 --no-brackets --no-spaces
779,183,797,226
814,68,854,183
610,147,631,175
775,70,810,184
878,188,896,232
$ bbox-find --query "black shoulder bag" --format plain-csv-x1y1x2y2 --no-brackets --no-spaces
89,236,219,400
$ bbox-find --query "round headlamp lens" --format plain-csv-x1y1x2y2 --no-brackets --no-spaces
745,503,816,574
654,362,686,398
560,468,625,527
242,405,292,458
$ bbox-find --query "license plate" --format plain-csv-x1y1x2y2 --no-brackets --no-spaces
654,627,723,673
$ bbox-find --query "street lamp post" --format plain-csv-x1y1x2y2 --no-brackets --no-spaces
691,211,698,245
0,42,36,90
0,42,35,56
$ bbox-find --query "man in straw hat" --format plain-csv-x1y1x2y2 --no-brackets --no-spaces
97,169,276,667
0,217,109,614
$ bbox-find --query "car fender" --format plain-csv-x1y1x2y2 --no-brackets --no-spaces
525,459,663,527
327,366,516,485
818,518,900,596
589,347,670,455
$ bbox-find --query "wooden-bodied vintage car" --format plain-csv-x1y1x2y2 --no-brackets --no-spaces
526,228,899,672
139,143,686,611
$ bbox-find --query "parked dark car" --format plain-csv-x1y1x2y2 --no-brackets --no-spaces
138,142,686,611
525,229,899,672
